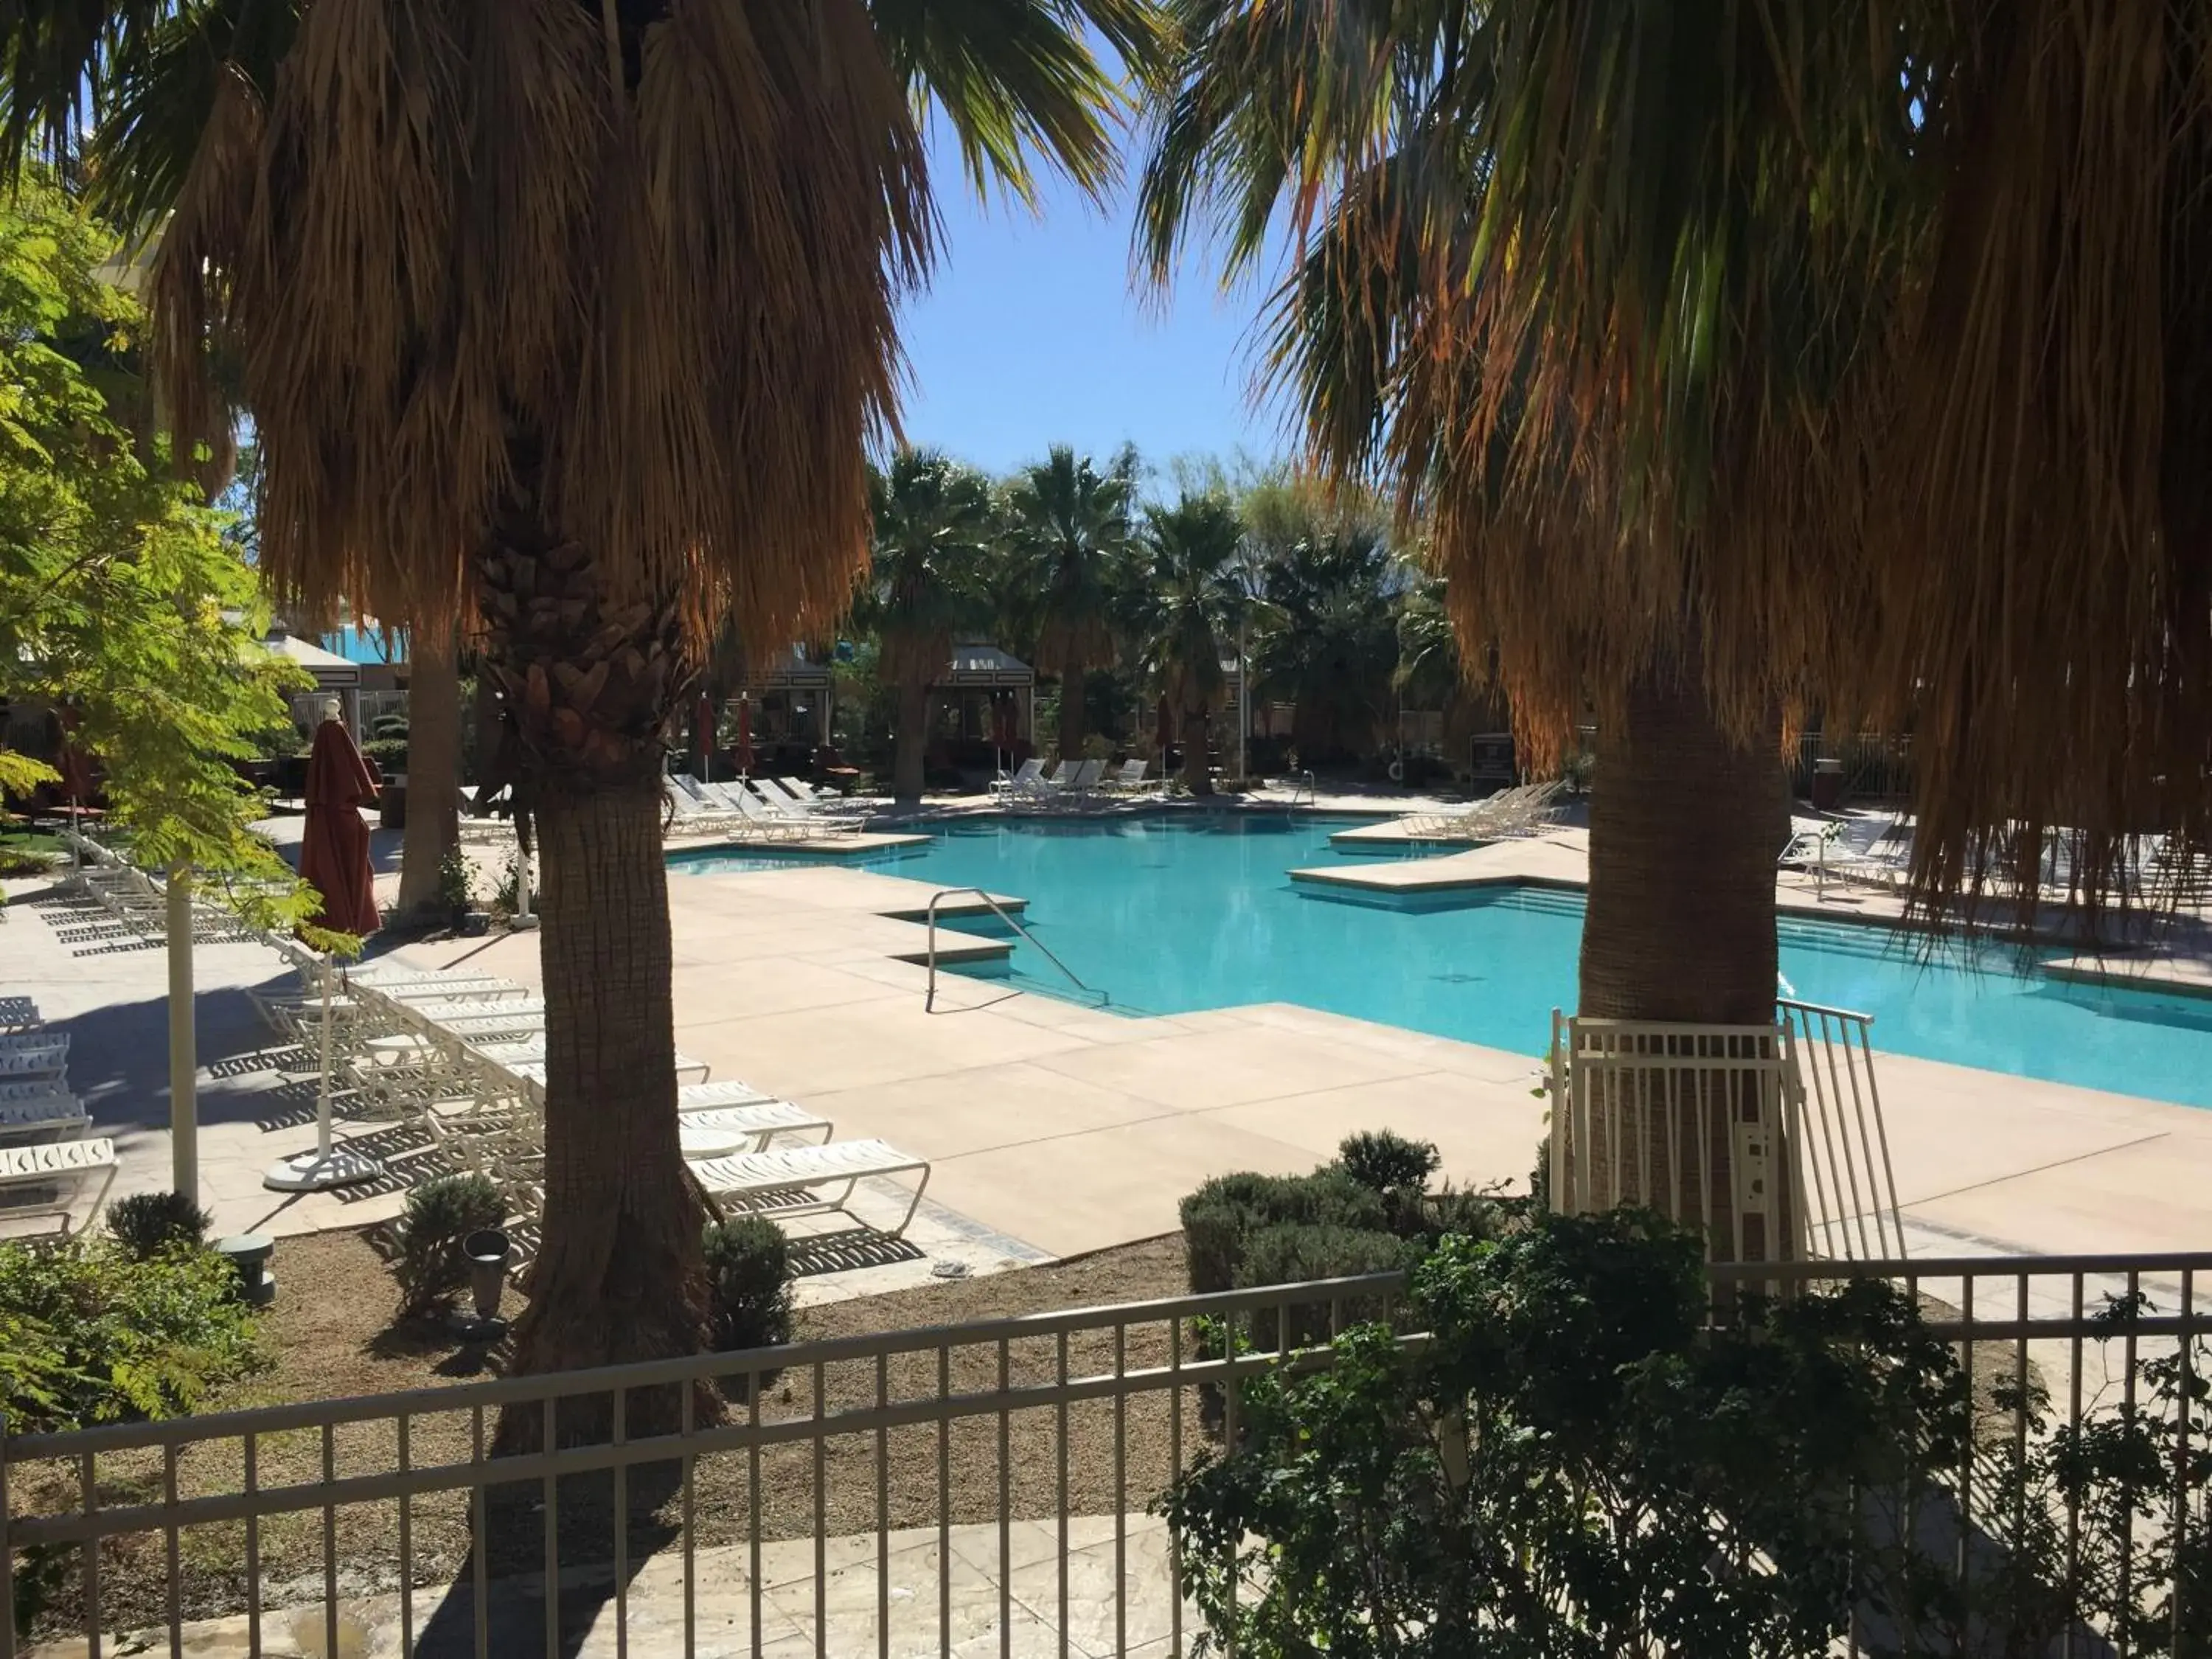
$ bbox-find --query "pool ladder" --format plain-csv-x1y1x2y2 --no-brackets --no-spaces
922,886,1103,1012
1286,770,1318,811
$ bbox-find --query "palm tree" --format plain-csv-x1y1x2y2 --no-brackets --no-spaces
1243,495,1400,765
1127,490,1245,794
6,0,1158,1411
1004,444,1138,762
861,450,998,803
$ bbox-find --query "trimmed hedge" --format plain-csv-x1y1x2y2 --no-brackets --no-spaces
392,1174,506,1315
703,1215,795,1400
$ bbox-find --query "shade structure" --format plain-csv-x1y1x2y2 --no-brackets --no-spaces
299,718,380,936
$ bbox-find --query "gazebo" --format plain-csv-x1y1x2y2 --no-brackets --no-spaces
265,632,364,738
933,643,1034,770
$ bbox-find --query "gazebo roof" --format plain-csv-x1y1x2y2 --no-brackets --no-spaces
265,632,361,686
937,644,1032,688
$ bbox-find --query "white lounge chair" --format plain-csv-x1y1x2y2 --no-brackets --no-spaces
1038,758,1105,804
0,997,40,1032
0,1039,70,1081
680,1099,833,1150
991,758,1046,798
366,975,532,1004
749,779,867,834
469,1038,711,1084
0,1137,116,1236
663,782,745,838
1099,758,1155,796
687,1136,931,1236
399,997,549,1027
0,1091,90,1143
1015,759,1078,803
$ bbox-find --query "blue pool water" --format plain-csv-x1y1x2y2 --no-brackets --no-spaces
673,815,2212,1109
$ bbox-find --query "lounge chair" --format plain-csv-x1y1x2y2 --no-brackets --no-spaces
0,1137,116,1236
1404,779,1565,841
687,1136,931,1237
663,781,745,838
725,786,819,841
991,758,1046,798
1099,758,1155,796
1042,757,1106,804
0,997,40,1032
468,1037,711,1084
1014,759,1078,803
750,778,868,833
398,996,549,1026
1780,813,1908,891
0,1038,70,1081
679,1099,834,1150
0,1091,90,1143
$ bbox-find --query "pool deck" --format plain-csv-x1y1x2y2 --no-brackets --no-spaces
7,815,2211,1284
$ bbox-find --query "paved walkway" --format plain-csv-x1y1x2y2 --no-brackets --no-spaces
24,1514,1187,1659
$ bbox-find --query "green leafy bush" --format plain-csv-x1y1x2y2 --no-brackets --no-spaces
1336,1130,1440,1193
703,1215,794,1397
360,736,408,774
1181,1168,1391,1295
392,1174,505,1315
105,1189,213,1259
0,1238,264,1434
1165,1210,1973,1659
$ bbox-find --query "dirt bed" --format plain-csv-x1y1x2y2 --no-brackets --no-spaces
14,1227,1203,1639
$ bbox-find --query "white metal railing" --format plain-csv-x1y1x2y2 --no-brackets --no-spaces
1777,998,1906,1260
1548,1000,1904,1265
922,886,1102,1012
4,1256,2207,1658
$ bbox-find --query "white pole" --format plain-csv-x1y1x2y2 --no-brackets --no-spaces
1237,622,1249,782
515,839,532,922
167,862,197,1205
313,957,335,1163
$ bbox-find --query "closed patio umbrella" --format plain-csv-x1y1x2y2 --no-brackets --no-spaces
736,696,756,776
299,708,380,936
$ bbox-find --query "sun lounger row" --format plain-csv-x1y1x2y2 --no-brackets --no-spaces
1402,779,1567,841
666,774,867,841
992,756,1160,807
259,953,932,1245
0,997,113,1237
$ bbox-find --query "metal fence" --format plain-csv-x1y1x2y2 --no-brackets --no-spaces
4,1255,2207,1659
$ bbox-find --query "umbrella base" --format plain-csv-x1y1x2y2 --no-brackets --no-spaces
262,1144,386,1192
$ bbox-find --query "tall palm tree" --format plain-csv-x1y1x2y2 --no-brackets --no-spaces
4,0,1160,1410
1141,0,2212,936
1004,443,1137,762
1244,501,1400,765
1127,490,1245,794
861,450,998,803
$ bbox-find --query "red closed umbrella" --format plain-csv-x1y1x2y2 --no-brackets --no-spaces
299,717,380,936
736,698,756,776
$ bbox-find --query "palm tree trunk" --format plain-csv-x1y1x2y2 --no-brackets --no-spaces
1183,709,1212,795
894,678,930,802
473,467,708,1442
1056,664,1086,762
393,624,460,919
1577,650,1783,1262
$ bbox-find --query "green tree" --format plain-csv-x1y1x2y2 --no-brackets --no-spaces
860,449,1000,804
1004,443,1137,762
1124,490,1247,794
2,0,1161,1409
1242,482,1400,765
0,181,312,929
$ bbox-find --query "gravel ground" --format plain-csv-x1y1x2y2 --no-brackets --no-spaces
14,1226,1201,1639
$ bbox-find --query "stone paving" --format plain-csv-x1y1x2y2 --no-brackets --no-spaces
24,1515,1188,1659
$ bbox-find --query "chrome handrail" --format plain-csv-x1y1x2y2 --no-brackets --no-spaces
1287,770,1318,810
925,886,1101,1011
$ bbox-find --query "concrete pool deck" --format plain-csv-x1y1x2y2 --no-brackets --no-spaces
6,817,2211,1276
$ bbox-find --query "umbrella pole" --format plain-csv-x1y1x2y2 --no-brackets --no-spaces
264,951,384,1192
167,863,198,1206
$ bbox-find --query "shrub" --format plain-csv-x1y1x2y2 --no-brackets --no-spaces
1237,1222,1416,1352
1180,1169,1390,1295
1164,1211,1974,1659
1336,1130,1440,1194
392,1174,505,1315
105,1190,214,1260
360,736,409,775
0,1238,263,1433
703,1215,794,1397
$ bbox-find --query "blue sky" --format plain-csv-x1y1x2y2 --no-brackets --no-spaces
892,117,1293,480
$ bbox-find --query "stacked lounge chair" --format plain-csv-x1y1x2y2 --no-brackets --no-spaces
0,999,115,1237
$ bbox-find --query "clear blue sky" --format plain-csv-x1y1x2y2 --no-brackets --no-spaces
893,117,1293,481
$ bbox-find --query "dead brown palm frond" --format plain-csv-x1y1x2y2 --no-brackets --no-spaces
1859,0,2212,922
152,0,926,653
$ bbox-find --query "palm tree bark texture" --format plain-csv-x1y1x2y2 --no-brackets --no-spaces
1578,647,1786,1262
473,458,706,1432
392,624,462,922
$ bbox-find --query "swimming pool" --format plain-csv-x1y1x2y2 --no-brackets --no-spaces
672,814,2212,1109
